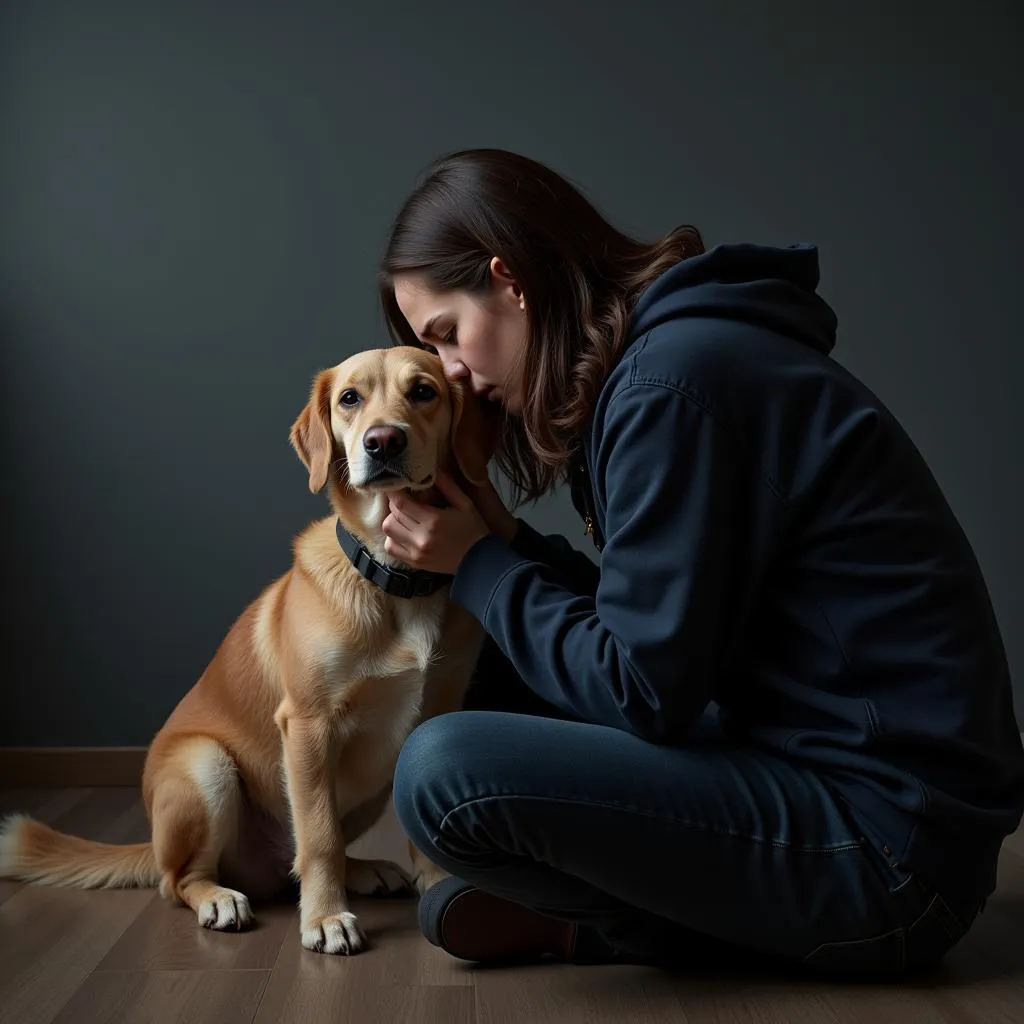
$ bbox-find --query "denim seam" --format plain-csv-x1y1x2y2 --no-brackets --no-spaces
802,925,904,964
437,793,863,854
890,873,915,895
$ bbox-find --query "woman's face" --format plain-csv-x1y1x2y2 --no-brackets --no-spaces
393,258,528,415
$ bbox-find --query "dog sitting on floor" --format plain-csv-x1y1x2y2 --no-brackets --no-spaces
0,346,489,955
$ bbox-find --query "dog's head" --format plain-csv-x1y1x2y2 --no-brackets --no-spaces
289,346,491,500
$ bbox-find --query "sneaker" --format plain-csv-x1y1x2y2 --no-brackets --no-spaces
418,876,578,964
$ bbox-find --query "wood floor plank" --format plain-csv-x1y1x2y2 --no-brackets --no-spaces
263,897,475,987
475,960,858,1024
0,787,77,817
817,982,970,1024
50,969,269,1024
472,959,1000,1024
45,786,146,842
2,788,1022,1023
0,787,157,1024
255,977,473,1024
0,786,95,828
0,786,148,845
474,963,693,1024
97,894,295,972
938,978,1024,1024
0,885,155,1024
666,980,843,1024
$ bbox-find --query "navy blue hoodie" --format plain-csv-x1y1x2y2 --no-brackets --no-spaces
452,242,1024,904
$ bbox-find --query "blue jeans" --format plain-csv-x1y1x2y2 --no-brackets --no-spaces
393,647,980,978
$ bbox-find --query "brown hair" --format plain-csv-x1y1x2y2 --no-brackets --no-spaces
379,148,704,505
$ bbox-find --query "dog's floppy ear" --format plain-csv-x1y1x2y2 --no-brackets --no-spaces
289,370,336,493
448,379,498,487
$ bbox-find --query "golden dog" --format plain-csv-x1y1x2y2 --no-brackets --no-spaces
0,346,486,955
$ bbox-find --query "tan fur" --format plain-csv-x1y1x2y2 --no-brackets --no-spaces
0,347,486,955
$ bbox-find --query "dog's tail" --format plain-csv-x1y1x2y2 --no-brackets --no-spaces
0,814,160,890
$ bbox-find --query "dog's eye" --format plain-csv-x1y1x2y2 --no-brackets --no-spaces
410,382,437,403
339,389,360,407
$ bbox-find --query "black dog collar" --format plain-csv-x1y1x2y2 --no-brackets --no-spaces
335,520,453,599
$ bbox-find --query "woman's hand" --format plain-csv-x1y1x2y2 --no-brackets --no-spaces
384,472,493,575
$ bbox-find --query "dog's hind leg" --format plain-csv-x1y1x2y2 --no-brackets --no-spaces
150,737,254,931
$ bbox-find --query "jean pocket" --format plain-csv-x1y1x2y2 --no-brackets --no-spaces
802,881,969,980
903,890,968,973
801,927,905,980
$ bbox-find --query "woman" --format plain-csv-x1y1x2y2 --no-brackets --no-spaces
379,148,1024,977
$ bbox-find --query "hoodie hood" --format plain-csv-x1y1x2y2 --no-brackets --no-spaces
629,243,838,356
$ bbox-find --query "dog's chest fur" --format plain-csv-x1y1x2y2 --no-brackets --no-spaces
320,590,447,764
279,520,457,797
321,590,445,684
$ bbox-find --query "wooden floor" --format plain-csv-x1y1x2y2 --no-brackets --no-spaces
1,786,1022,1023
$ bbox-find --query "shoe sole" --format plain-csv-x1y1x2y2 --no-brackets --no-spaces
418,877,574,964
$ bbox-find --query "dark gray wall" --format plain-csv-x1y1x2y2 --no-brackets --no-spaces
1,1,1020,745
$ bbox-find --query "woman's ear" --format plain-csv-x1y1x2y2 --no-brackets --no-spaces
488,256,525,310
448,379,498,487
289,369,337,493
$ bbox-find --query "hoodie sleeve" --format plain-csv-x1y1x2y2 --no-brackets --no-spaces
450,381,767,742
509,520,600,596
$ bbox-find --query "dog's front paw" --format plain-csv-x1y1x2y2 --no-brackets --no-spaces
197,887,253,931
346,857,415,898
301,911,367,955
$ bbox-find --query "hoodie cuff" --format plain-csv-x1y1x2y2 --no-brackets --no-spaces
451,533,528,621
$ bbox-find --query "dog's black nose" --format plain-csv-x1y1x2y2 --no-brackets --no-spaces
363,424,408,461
